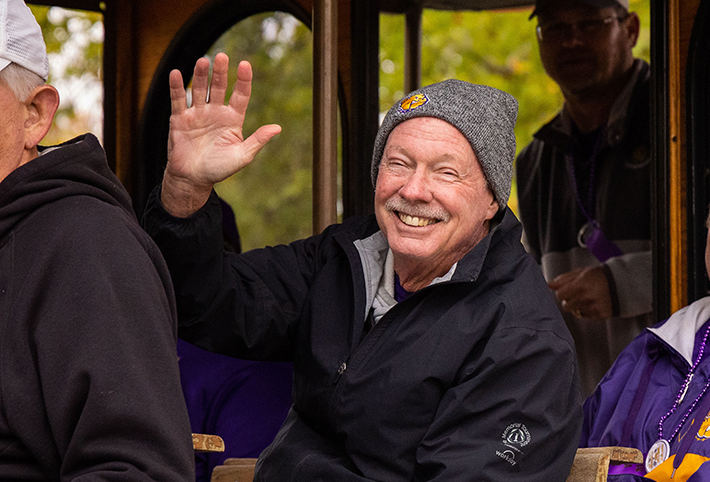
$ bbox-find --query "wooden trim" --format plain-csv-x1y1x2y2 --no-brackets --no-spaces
686,0,710,301
668,0,703,312
29,0,103,11
191,433,225,453
651,0,671,321
343,0,378,219
110,0,136,191
668,0,686,312
313,0,339,233
404,5,422,93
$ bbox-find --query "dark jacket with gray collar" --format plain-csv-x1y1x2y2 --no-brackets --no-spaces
144,190,582,481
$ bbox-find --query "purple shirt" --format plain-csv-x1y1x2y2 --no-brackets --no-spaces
177,339,293,482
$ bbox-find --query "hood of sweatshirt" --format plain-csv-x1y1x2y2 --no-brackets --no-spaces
0,133,134,241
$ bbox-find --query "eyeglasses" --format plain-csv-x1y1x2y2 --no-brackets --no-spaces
536,15,627,43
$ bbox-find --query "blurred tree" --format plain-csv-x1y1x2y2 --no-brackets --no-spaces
29,5,103,144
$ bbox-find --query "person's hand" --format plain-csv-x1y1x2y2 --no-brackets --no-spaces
161,53,282,217
548,266,613,320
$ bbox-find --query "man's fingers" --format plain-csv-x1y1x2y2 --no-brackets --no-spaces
548,272,573,290
553,276,584,307
560,300,582,318
209,53,230,106
548,267,584,290
228,60,254,119
241,124,282,159
192,57,211,107
169,69,187,114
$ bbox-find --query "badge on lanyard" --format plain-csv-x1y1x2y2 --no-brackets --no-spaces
645,439,670,473
577,220,624,262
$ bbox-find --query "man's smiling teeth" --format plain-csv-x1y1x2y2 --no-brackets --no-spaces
398,212,438,227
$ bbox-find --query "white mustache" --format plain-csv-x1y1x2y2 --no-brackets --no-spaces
384,196,450,222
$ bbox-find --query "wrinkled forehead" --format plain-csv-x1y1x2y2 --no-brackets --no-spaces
384,116,479,161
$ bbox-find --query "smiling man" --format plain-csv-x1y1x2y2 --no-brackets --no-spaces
144,56,582,480
373,116,498,292
516,0,652,397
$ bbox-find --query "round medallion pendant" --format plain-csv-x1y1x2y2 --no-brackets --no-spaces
645,439,671,473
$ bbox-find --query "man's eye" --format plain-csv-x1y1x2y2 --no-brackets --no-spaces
437,170,459,180
544,23,566,34
578,19,603,32
385,159,408,170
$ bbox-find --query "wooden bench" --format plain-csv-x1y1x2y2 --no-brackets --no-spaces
566,447,644,482
192,433,226,453
211,458,257,482
207,446,644,482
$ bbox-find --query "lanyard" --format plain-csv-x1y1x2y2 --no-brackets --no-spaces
566,126,607,224
566,127,623,262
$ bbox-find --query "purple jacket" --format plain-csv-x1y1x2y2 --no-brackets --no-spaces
582,297,710,481
177,339,293,482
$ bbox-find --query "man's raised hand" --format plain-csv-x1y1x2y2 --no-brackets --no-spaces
162,53,281,217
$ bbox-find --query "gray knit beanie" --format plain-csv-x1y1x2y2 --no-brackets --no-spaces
371,79,518,209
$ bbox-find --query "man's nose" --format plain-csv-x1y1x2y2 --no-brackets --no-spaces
560,27,586,48
398,170,433,202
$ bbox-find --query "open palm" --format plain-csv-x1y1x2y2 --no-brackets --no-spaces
162,54,281,216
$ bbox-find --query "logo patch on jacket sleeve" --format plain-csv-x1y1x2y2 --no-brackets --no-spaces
496,423,531,466
399,93,429,113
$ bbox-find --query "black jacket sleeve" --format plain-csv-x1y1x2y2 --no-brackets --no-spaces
143,187,323,361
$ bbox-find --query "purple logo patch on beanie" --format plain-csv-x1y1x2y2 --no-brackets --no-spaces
399,93,429,113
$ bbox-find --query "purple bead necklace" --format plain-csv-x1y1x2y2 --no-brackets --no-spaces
658,324,710,443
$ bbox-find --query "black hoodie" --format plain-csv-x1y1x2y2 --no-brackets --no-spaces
0,134,194,481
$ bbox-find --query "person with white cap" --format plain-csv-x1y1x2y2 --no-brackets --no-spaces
142,53,582,480
0,1,194,479
516,0,652,397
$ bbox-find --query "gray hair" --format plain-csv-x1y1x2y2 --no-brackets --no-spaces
0,62,44,102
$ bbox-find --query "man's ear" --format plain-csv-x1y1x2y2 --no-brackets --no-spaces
625,12,641,48
24,84,59,150
485,196,500,221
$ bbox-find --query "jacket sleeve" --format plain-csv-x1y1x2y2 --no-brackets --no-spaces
142,187,322,360
686,462,710,481
605,251,652,318
608,477,653,481
5,202,194,481
515,141,544,263
411,326,583,481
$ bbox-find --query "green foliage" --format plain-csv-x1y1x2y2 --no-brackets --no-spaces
28,5,103,144
205,13,314,251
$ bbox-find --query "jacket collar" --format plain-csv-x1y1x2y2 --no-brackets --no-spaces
353,232,459,324
349,208,518,313
649,297,710,366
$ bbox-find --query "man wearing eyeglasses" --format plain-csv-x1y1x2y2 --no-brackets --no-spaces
516,0,651,397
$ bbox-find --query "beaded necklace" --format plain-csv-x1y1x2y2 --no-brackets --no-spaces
645,323,710,473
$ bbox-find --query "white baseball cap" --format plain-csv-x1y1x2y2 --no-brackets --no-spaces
0,0,49,81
